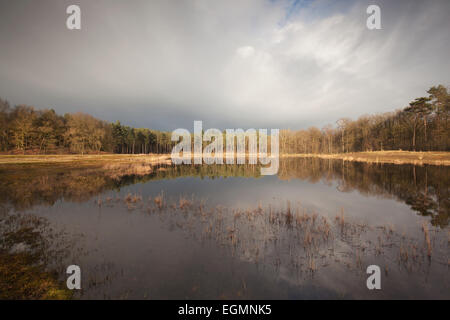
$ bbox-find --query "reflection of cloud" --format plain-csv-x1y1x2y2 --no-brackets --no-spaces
0,0,449,130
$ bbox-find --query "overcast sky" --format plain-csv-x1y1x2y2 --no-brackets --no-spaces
0,0,449,130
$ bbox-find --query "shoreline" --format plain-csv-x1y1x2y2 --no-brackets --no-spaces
281,151,450,166
0,150,449,166
0,154,172,166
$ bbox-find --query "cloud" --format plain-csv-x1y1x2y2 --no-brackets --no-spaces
0,0,449,130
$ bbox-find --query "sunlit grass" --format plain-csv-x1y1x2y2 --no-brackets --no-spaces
0,154,171,165
282,150,450,165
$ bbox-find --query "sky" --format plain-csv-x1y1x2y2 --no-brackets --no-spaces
0,0,449,131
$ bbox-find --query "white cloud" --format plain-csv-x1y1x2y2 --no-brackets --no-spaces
236,46,256,58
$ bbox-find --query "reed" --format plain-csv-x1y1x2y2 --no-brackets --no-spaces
154,191,164,209
88,190,446,280
422,221,432,258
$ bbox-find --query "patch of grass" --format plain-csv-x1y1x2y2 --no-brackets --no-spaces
0,214,76,300
281,151,450,166
0,251,72,300
0,154,171,166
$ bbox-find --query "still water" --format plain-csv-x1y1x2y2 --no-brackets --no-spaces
0,158,449,299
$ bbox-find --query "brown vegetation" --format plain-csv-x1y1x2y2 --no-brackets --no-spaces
282,151,450,166
0,214,79,300
0,154,171,165
97,192,448,279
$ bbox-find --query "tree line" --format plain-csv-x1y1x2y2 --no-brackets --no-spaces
0,84,448,155
0,101,175,154
279,85,450,154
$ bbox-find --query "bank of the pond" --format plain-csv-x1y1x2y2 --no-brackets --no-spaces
281,151,450,166
0,151,449,167
0,154,172,166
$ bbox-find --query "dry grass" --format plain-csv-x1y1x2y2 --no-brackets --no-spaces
90,192,449,281
281,150,450,166
179,196,193,210
2,151,448,167
154,191,165,209
2,150,449,167
0,154,172,166
124,193,142,204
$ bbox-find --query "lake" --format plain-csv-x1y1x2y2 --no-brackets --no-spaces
0,158,448,299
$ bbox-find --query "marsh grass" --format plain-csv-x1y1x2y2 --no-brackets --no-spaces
0,213,84,299
91,191,449,280
422,221,433,258
154,191,165,209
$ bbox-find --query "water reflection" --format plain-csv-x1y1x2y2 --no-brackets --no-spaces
279,159,449,228
0,158,448,299
0,159,448,227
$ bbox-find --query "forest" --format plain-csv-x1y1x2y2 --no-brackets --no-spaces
0,85,448,155
0,104,174,154
280,85,450,154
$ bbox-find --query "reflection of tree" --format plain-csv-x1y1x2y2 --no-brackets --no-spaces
0,163,263,211
405,193,436,215
279,158,449,227
407,192,449,228
0,159,448,227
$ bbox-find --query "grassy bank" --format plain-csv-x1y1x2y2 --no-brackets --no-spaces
0,154,172,166
281,151,450,166
0,151,449,166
